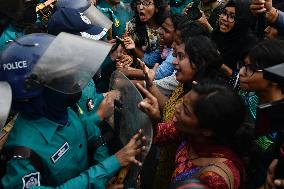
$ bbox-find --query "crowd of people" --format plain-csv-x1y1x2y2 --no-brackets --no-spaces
0,0,284,188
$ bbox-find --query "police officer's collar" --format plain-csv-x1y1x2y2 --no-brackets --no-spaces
32,115,69,143
98,0,113,9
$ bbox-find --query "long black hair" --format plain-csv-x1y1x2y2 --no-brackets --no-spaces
192,80,260,188
131,0,168,51
184,35,225,84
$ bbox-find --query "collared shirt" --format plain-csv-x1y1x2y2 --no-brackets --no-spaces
1,109,121,189
97,0,133,38
0,24,24,54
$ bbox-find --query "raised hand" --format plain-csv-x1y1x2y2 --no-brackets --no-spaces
137,58,159,88
250,0,272,14
136,83,161,121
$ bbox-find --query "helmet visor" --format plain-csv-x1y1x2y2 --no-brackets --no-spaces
0,82,12,129
83,4,113,31
31,32,112,94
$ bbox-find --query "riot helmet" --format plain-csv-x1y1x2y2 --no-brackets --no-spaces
0,33,55,100
55,0,112,30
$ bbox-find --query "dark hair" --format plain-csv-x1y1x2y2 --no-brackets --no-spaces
184,35,224,82
178,19,210,40
248,39,284,71
192,81,257,188
192,81,245,144
131,0,168,51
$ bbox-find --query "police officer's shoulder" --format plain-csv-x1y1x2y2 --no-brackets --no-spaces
5,115,50,148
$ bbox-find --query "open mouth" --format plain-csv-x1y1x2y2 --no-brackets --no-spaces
139,12,146,21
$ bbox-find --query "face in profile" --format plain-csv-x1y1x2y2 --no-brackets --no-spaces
218,7,236,33
159,17,175,47
173,43,197,83
239,56,269,92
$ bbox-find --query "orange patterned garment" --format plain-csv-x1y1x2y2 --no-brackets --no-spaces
172,140,244,189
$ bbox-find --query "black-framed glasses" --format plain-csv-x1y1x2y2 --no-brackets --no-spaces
136,1,154,7
219,9,236,23
237,61,263,77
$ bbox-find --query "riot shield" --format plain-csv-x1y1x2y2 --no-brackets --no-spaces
31,32,112,94
0,82,12,129
109,70,153,188
56,0,112,30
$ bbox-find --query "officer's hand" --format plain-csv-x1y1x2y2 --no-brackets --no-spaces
136,83,161,121
250,0,272,14
264,159,284,189
116,54,133,68
97,93,116,120
123,37,135,50
115,129,146,167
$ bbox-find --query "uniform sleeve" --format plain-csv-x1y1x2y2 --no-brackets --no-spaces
1,156,121,189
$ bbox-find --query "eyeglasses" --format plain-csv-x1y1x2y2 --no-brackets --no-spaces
136,1,154,7
219,9,236,23
237,61,263,77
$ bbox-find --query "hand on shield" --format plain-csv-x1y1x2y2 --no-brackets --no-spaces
136,83,161,121
137,58,159,88
115,129,146,167
97,93,117,120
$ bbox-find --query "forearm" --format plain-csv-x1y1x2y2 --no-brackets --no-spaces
120,67,145,79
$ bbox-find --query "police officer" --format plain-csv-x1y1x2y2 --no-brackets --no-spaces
0,33,145,189
47,6,120,159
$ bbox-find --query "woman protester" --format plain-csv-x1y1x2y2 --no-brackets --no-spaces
211,0,258,82
138,33,225,188
238,39,284,189
126,0,168,67
137,80,249,189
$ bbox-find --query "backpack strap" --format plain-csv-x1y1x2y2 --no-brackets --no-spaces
196,162,234,189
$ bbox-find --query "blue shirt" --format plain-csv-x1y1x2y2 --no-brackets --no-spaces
155,49,175,80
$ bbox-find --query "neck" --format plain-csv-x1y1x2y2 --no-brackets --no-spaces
146,17,158,28
257,86,284,103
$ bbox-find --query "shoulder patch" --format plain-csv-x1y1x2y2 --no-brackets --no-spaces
22,172,40,189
